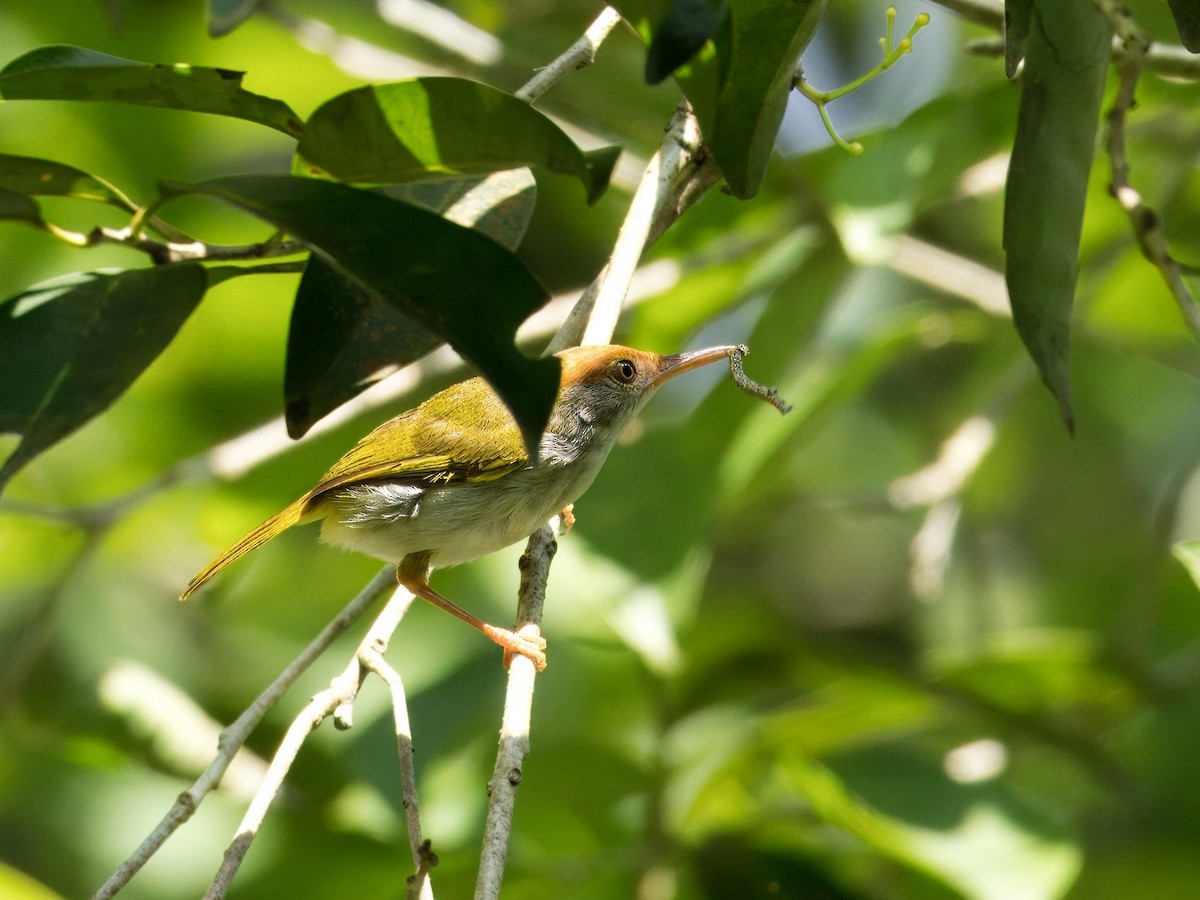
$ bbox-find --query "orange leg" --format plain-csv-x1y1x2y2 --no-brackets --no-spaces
396,554,547,671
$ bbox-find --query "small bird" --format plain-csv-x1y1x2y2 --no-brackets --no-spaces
182,344,736,669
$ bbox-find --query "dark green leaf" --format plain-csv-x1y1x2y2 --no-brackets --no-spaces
382,169,537,253
1168,0,1200,52
296,78,618,204
673,0,827,199
0,153,135,210
208,0,262,37
0,45,302,137
285,170,537,437
285,259,441,438
0,264,208,490
161,175,559,454
0,186,45,229
1004,0,1035,78
645,0,729,84
1004,0,1112,430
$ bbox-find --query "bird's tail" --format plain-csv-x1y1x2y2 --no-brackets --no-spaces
180,497,314,600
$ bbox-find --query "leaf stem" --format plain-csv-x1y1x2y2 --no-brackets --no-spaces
793,7,931,155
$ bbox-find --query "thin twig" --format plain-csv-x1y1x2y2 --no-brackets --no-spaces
934,0,1200,79
353,604,428,892
88,227,307,265
548,99,706,352
203,585,418,899
1092,0,1200,340
515,7,624,103
90,568,397,900
475,525,556,900
361,650,427,874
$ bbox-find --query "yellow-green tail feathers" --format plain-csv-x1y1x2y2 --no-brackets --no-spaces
180,498,312,600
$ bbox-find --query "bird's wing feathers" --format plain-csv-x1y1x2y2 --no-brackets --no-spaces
304,377,529,505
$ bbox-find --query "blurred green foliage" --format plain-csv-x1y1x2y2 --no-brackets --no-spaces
3,1,1200,898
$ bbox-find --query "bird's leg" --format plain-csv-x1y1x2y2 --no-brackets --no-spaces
396,555,548,671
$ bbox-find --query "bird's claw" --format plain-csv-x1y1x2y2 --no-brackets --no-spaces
496,623,548,671
555,504,576,534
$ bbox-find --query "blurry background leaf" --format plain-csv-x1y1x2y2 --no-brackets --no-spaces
0,187,46,230
1004,0,1034,79
207,0,262,39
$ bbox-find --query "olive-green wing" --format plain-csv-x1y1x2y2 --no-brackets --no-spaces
306,376,529,502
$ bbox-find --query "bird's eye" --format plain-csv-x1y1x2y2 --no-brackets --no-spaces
612,359,637,384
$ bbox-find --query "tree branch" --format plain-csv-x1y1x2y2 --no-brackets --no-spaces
475,525,556,900
90,568,397,900
547,99,707,352
515,7,624,104
203,585,420,899
933,0,1200,78
1091,0,1200,341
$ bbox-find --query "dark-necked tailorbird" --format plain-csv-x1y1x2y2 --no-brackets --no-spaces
181,344,738,669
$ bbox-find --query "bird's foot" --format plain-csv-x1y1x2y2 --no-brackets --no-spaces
555,504,576,534
485,622,548,671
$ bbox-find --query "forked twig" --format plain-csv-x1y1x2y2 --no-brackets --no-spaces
91,567,397,900
204,586,421,898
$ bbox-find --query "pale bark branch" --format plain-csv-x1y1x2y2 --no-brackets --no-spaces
203,586,420,899
91,567,397,900
547,99,707,352
515,7,624,104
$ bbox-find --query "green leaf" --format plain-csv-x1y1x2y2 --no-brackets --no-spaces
208,0,262,37
0,186,45,229
0,264,209,490
285,259,440,438
1168,0,1200,52
645,0,729,84
161,175,559,454
0,45,303,138
0,153,136,210
674,0,827,199
296,78,619,204
1173,539,1200,591
285,170,537,437
930,630,1136,715
1004,0,1035,79
382,168,537,253
1003,0,1112,431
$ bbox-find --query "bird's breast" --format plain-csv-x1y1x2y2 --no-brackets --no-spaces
316,449,607,570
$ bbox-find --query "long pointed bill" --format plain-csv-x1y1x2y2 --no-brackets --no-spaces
653,345,738,385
